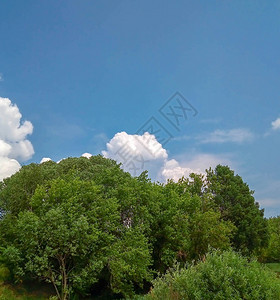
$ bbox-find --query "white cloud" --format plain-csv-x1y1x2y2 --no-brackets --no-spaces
272,118,280,130
0,98,33,142
177,153,232,172
161,159,197,182
102,132,168,160
102,132,168,179
57,158,66,164
0,97,34,181
0,140,12,157
102,131,232,182
81,153,92,159
198,128,254,144
9,140,34,161
160,153,232,182
0,157,21,179
0,73,3,81
40,153,92,164
40,157,52,164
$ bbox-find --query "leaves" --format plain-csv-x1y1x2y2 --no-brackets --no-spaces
0,157,269,299
206,165,268,254
146,250,280,300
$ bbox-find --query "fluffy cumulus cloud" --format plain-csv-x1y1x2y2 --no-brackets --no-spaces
102,131,231,182
0,97,34,180
272,118,280,130
161,159,196,182
102,132,168,179
198,128,254,144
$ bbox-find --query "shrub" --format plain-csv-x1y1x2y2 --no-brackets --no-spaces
145,249,280,300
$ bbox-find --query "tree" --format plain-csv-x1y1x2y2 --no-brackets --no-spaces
0,155,126,216
145,249,280,300
206,165,268,255
150,177,234,272
108,227,152,298
0,157,268,298
261,216,280,262
0,161,57,215
1,178,152,299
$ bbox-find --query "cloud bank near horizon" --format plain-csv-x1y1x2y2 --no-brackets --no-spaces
102,131,232,182
0,97,34,181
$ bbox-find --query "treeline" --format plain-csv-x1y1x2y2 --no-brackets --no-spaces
0,156,277,299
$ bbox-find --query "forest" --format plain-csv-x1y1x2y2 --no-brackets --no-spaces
0,155,279,299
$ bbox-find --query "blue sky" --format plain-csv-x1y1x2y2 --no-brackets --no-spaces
0,0,280,216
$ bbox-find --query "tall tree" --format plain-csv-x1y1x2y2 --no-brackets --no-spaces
206,165,268,254
150,177,234,271
1,177,152,299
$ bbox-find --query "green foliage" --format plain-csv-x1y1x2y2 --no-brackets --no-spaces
108,228,152,298
0,157,270,299
0,161,57,215
261,216,280,262
1,246,23,280
206,165,269,255
145,249,280,300
187,209,234,260
1,177,152,299
151,177,234,271
0,156,124,216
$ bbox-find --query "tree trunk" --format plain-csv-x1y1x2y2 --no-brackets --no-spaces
61,255,69,300
50,269,62,300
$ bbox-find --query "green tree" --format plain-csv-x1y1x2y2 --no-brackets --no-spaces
0,155,126,216
0,161,57,215
150,178,234,271
206,165,268,255
1,178,152,299
262,216,280,262
1,157,267,298
108,227,152,298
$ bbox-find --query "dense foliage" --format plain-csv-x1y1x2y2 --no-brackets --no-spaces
206,165,269,255
145,249,280,300
261,216,280,262
0,156,271,299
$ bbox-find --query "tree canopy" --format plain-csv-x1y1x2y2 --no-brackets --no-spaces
0,157,269,299
206,165,269,254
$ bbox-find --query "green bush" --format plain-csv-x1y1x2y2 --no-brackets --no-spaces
145,249,280,300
